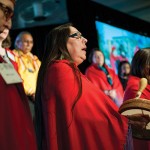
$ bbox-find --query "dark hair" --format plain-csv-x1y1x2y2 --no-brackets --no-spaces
2,34,11,48
131,48,150,83
35,23,82,150
118,60,130,77
10,0,16,4
88,47,105,64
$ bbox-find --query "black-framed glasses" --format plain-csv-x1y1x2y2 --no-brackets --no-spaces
69,32,83,39
0,2,14,21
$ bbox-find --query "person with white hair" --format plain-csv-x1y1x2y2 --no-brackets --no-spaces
13,31,41,121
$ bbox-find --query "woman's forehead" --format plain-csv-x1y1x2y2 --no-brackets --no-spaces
69,26,79,33
94,51,102,55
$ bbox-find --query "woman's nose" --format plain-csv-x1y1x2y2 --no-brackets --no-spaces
83,37,88,43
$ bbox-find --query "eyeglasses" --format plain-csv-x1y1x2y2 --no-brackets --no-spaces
69,32,83,39
0,2,14,21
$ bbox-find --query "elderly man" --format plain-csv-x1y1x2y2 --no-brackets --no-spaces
0,0,37,150
13,31,41,121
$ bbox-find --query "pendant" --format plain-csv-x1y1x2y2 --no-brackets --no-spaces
28,68,34,73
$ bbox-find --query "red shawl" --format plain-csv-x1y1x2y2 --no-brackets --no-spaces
85,64,124,105
42,60,129,150
124,75,150,150
0,49,37,150
124,75,150,100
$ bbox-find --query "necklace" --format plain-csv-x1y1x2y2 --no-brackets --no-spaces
18,51,38,73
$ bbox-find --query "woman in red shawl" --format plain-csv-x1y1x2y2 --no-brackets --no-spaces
0,28,37,150
0,1,37,149
35,23,135,150
85,48,124,107
118,60,131,91
123,48,150,150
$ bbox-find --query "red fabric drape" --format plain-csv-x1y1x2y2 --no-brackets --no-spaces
42,60,129,150
0,49,37,150
85,64,124,106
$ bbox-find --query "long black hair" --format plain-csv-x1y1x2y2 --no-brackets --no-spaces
118,60,130,77
131,48,150,84
35,23,82,150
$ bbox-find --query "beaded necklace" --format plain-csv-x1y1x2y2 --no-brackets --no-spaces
17,50,39,73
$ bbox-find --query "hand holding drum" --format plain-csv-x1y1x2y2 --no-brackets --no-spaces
119,78,150,139
136,78,148,98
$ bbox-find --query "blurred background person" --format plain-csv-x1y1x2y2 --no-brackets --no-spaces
118,60,131,90
85,48,124,107
110,45,128,74
123,48,150,150
13,31,41,121
0,0,37,149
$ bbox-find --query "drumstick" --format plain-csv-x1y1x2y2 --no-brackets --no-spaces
136,78,148,98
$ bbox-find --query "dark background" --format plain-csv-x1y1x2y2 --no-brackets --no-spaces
10,0,150,73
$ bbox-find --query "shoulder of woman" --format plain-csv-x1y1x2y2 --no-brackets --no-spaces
51,60,73,70
47,60,76,80
128,75,140,82
85,65,96,76
125,76,140,91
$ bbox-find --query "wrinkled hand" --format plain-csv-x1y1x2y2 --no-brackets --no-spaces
126,114,150,130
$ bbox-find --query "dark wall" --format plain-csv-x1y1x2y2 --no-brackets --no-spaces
10,0,150,73
10,24,60,61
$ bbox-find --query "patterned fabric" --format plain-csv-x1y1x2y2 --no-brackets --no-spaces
13,49,41,96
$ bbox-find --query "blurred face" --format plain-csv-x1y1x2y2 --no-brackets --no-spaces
0,0,14,33
17,34,34,54
121,63,130,76
92,50,104,66
67,26,87,66
0,28,9,41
